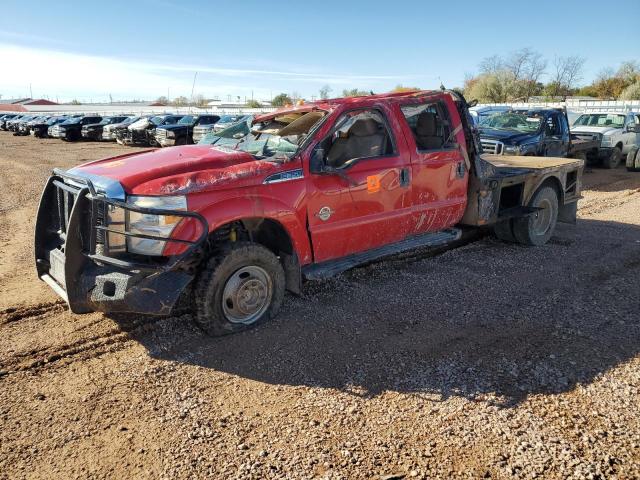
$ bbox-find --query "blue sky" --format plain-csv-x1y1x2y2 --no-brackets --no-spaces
1,0,638,102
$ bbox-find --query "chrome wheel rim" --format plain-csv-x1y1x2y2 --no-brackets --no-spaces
222,266,272,324
531,198,552,236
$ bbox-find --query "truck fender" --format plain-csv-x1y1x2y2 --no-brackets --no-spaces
199,196,313,266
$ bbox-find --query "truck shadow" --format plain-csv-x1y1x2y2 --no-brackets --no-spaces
119,217,640,408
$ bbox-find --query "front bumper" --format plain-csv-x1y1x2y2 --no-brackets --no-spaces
35,170,208,315
597,146,613,159
157,137,175,147
81,130,101,140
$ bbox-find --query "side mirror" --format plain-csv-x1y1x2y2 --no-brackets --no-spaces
310,147,325,173
626,124,639,133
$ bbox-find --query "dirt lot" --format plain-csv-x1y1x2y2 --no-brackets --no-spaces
0,131,639,480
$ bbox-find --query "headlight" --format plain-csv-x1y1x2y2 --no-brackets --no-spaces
601,135,612,146
166,130,175,138
125,195,187,256
503,145,520,155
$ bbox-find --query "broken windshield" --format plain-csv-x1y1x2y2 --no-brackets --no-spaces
480,112,542,133
216,111,326,161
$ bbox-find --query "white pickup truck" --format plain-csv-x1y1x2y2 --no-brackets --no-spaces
571,110,640,168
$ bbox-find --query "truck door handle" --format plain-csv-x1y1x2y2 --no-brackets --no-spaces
456,161,465,178
399,168,410,187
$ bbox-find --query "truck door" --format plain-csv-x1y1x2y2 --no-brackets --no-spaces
305,105,414,263
622,113,640,155
395,96,469,234
543,113,565,157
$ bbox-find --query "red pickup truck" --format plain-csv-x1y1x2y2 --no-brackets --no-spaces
35,90,583,335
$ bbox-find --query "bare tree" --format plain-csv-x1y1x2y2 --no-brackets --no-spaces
550,55,586,100
319,84,332,99
479,55,503,74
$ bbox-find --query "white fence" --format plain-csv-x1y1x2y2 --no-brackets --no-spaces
478,99,640,113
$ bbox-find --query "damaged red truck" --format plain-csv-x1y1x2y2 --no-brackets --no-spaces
35,90,583,335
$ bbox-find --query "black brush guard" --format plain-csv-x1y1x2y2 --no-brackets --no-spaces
34,169,209,315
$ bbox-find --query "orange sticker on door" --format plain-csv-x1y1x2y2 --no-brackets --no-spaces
367,175,381,193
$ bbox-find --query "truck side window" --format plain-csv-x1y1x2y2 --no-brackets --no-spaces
400,102,451,151
325,109,394,168
545,116,561,135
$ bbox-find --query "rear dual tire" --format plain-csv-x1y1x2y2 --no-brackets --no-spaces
494,185,559,246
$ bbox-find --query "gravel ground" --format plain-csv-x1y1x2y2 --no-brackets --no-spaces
0,131,639,479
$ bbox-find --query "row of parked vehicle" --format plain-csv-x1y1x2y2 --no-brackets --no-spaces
0,112,252,147
470,106,640,170
3,107,640,171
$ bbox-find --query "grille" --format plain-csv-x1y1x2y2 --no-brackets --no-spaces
481,139,504,155
51,179,105,247
52,179,79,241
192,126,209,142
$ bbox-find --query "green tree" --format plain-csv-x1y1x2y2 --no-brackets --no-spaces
246,99,262,108
155,96,168,105
392,84,420,92
271,93,292,107
342,88,369,97
172,96,188,106
620,82,640,100
464,71,513,103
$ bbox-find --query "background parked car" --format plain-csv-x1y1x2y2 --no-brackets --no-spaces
16,115,50,136
154,114,220,146
102,116,139,141
7,115,36,132
468,105,511,126
193,114,251,143
29,116,60,137
571,111,640,168
116,114,183,146
50,116,102,141
197,117,253,147
478,109,600,159
81,116,130,141
31,116,67,138
0,114,20,130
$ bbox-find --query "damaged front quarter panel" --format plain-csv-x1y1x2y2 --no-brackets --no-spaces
144,159,283,196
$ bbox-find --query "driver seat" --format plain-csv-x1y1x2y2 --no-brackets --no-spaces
327,119,386,168
415,112,443,150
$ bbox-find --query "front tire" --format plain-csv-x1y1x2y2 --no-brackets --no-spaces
513,185,559,246
603,146,622,169
626,146,639,172
194,242,285,336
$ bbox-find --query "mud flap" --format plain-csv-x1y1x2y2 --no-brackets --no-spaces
558,201,577,224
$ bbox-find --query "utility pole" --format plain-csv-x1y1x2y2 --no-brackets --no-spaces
190,72,198,106
29,83,33,99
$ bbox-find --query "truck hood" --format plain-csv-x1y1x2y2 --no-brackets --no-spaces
479,128,540,145
570,125,619,136
68,145,282,195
